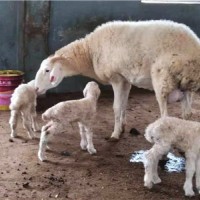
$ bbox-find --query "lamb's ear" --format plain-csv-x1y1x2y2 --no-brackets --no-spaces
50,66,61,85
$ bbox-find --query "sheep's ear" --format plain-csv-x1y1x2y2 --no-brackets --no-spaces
50,66,61,85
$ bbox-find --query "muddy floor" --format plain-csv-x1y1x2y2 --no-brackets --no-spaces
1,88,200,200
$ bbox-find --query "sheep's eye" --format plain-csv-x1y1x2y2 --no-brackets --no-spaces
45,69,50,73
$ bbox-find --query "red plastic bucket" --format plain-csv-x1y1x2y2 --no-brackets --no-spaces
0,70,24,110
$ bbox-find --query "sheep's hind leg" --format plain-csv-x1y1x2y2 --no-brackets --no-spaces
181,91,193,120
9,110,19,138
184,151,196,197
110,77,131,140
196,153,200,194
78,122,87,150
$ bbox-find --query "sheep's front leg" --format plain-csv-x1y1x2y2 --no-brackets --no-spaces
9,110,19,138
78,122,87,150
84,124,96,154
184,151,196,197
111,78,131,140
144,144,170,189
181,91,193,120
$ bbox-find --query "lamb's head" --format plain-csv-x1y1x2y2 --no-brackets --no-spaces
83,81,101,100
35,55,70,94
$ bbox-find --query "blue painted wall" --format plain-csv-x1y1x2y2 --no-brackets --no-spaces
0,1,200,92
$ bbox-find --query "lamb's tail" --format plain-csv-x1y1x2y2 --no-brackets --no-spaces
145,123,156,143
145,118,166,143
9,96,21,110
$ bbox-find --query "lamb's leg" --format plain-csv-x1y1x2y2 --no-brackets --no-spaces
84,124,96,154
181,91,193,120
31,105,40,132
110,78,131,140
196,153,200,193
21,111,35,139
38,123,52,161
78,122,87,150
9,110,19,138
183,151,196,197
144,144,170,189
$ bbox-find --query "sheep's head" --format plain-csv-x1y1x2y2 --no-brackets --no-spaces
35,56,65,94
83,81,101,100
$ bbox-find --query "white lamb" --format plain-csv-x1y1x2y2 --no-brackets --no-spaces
144,117,200,197
35,20,200,140
9,80,42,139
38,81,101,162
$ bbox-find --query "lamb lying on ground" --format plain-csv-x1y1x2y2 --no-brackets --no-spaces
38,81,101,162
144,117,200,196
9,80,43,139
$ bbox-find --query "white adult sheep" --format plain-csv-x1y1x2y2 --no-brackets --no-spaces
34,20,200,140
9,80,43,139
144,116,200,197
38,81,101,162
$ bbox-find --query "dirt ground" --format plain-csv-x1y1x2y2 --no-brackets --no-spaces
1,88,200,200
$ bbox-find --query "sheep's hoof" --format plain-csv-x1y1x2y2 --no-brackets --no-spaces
108,137,119,142
182,112,192,120
33,128,41,132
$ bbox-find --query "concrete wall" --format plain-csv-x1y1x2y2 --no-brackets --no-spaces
0,1,200,92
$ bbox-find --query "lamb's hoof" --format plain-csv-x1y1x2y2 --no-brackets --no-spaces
185,190,195,197
144,181,153,189
80,142,87,151
10,133,17,138
88,148,97,155
153,176,161,184
38,152,47,162
108,137,119,142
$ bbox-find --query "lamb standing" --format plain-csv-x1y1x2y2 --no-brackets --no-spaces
38,81,101,161
144,117,200,197
9,80,43,139
35,20,200,140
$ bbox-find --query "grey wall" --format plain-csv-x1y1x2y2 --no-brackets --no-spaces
0,1,200,92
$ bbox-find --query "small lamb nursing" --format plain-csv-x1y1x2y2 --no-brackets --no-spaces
144,117,200,196
38,81,101,161
9,80,42,139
